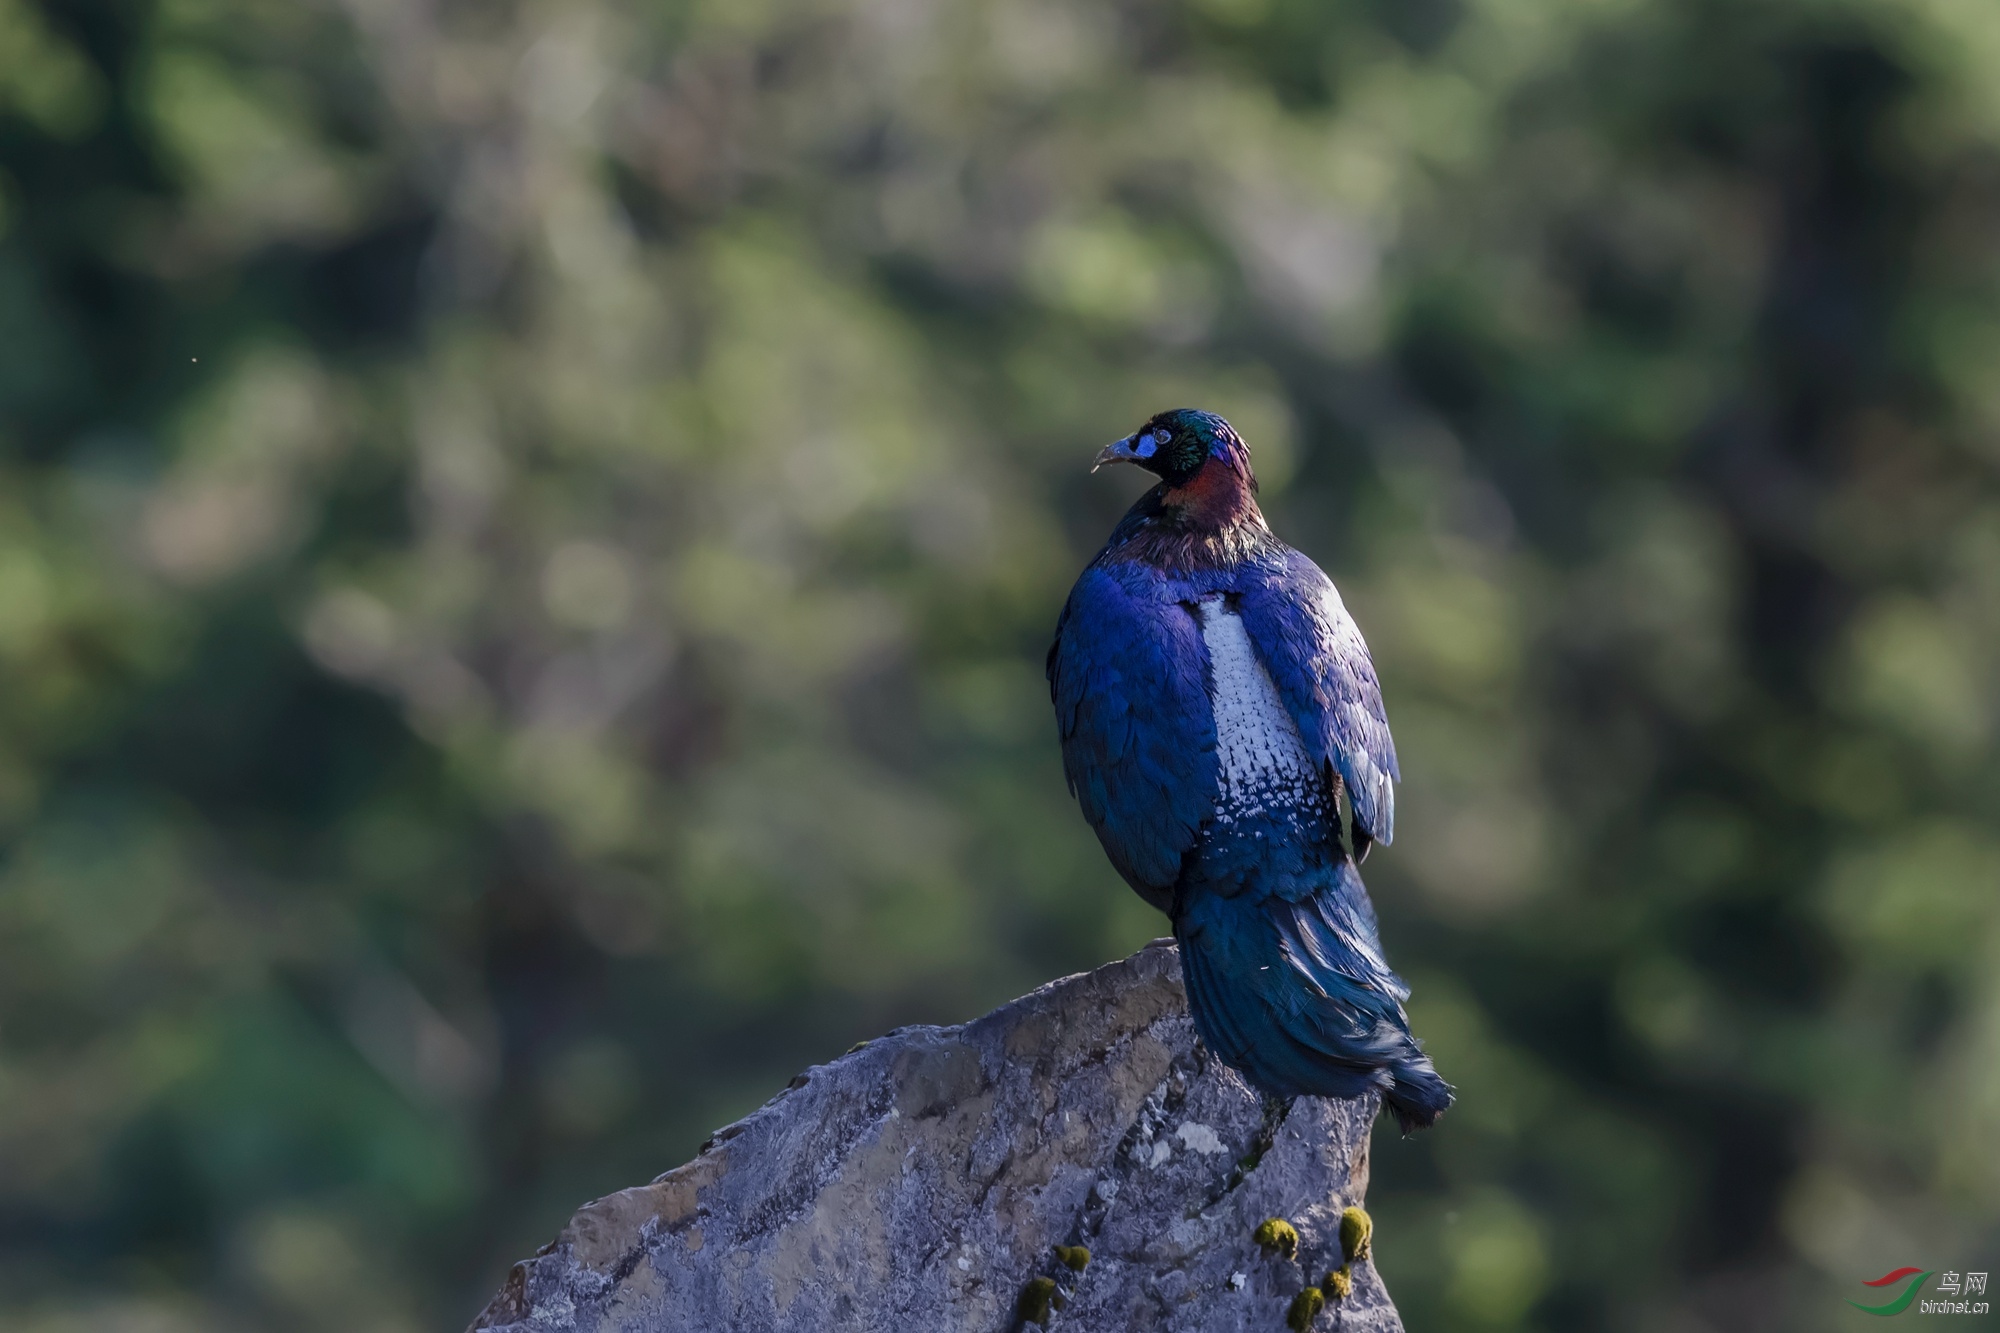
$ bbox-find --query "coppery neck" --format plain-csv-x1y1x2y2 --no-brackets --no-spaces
1098,455,1273,575
1160,454,1261,531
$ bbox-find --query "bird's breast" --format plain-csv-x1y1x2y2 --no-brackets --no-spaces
1192,595,1328,838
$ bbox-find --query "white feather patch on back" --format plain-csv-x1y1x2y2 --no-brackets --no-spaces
1194,597,1326,830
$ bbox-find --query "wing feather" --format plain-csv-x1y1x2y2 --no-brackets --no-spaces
1236,550,1400,845
1047,564,1217,901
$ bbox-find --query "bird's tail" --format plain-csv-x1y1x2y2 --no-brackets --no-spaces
1174,861,1452,1133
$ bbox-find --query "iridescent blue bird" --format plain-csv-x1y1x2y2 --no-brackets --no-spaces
1047,409,1451,1131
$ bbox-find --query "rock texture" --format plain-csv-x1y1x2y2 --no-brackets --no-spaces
470,940,1402,1333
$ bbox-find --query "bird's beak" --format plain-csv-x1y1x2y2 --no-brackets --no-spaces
1091,434,1142,473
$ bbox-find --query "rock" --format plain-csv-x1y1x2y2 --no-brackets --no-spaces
469,940,1402,1333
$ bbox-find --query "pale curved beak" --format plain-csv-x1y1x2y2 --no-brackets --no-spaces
1091,434,1142,473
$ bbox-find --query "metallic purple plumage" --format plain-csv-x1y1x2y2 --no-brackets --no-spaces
1048,409,1450,1130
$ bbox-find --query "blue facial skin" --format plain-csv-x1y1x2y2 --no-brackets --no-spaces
1093,428,1165,471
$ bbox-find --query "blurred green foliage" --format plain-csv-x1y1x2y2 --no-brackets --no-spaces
1,0,1996,1329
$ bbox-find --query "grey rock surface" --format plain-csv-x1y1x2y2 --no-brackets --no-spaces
470,940,1402,1332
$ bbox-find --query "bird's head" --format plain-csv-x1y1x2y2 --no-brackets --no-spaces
1092,408,1255,490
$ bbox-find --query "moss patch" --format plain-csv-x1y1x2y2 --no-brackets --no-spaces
1252,1217,1299,1260
1018,1275,1058,1326
1338,1206,1372,1262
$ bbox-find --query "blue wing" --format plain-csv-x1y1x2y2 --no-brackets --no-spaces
1047,562,1217,904
1235,549,1400,845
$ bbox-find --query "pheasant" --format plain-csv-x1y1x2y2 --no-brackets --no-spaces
1047,409,1450,1131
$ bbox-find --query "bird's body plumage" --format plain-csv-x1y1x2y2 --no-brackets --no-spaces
1048,410,1451,1131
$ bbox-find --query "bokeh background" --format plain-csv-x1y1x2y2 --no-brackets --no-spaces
3,0,1998,1329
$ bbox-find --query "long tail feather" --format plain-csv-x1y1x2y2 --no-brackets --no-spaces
1174,860,1452,1132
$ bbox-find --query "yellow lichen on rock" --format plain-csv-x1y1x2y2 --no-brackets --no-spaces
1338,1206,1372,1262
1018,1275,1059,1326
1252,1217,1299,1260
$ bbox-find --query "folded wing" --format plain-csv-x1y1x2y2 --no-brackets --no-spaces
1235,550,1400,847
1047,564,1217,906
